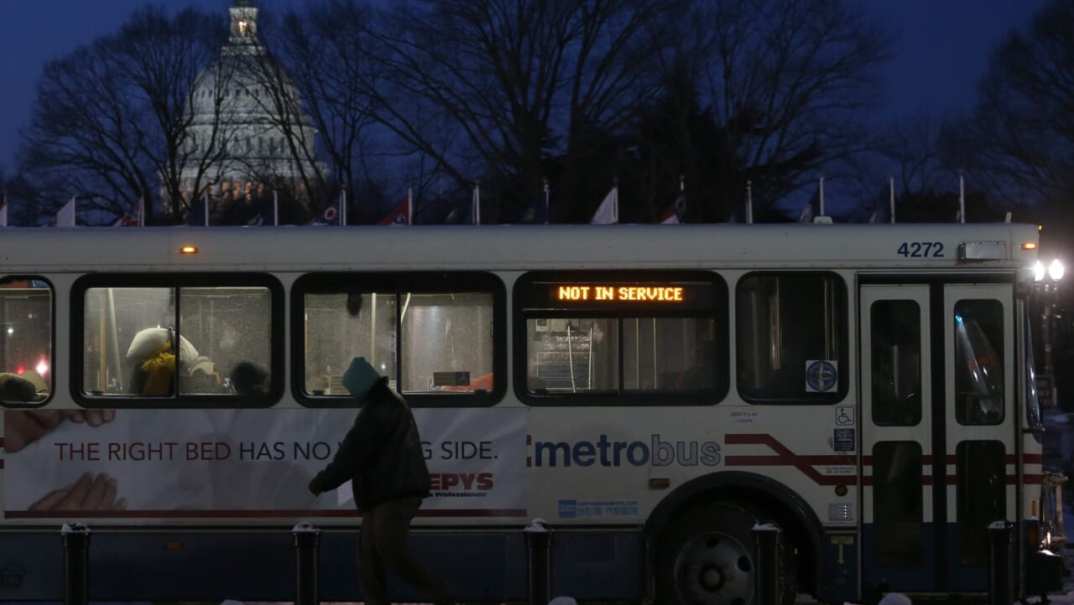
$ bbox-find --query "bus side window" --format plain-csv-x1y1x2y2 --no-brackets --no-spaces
179,287,272,396
304,292,396,397
623,317,717,392
0,278,52,405
81,283,276,403
736,272,846,402
526,318,619,394
84,288,176,397
400,291,495,395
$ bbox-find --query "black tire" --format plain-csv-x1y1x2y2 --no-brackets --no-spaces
654,501,798,605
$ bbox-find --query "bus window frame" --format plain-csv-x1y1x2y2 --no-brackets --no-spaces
514,270,729,406
735,270,849,405
291,271,507,408
70,273,285,409
0,275,56,409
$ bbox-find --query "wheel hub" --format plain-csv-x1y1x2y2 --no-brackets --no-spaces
700,565,725,590
673,531,754,605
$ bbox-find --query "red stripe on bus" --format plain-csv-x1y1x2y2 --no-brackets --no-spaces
864,475,1040,487
724,434,855,486
862,454,1040,466
4,508,529,519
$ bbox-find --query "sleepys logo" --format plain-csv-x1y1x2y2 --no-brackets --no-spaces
527,434,721,468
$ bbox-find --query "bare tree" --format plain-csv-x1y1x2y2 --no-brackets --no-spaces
947,0,1074,209
673,0,890,217
263,2,380,196
18,6,232,224
358,0,681,217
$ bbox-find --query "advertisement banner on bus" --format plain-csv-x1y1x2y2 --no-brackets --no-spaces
2,408,526,518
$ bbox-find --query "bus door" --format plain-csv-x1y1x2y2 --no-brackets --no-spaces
861,285,934,591
943,283,1015,591
861,281,1016,593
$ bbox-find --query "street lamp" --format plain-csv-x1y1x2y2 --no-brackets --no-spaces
1033,257,1066,408
1049,259,1066,282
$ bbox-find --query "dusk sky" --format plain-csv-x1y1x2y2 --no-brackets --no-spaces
0,0,1051,172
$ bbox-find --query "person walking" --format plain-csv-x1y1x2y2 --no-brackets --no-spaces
308,357,451,605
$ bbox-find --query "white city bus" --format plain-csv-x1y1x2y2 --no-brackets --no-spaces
0,224,1061,603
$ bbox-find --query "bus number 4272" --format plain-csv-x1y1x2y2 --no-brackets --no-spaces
897,241,944,258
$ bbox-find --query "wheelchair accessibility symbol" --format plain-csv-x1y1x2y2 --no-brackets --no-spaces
835,407,854,426
805,359,838,393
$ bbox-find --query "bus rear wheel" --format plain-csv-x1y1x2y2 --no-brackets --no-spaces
655,502,796,605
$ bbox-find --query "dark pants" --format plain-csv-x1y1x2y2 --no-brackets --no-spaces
359,497,450,605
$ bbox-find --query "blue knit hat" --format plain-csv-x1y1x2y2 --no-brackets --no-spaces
342,357,381,397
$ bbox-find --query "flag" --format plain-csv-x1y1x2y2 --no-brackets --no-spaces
658,192,686,224
112,198,144,227
112,213,138,227
379,196,411,225
472,183,481,225
57,197,76,227
312,202,338,226
591,186,618,224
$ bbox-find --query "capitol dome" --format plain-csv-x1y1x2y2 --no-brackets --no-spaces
177,0,321,216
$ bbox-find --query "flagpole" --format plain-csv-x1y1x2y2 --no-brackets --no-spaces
340,188,347,227
138,197,145,227
543,179,550,224
407,187,413,225
958,172,965,224
612,177,619,224
473,181,481,225
819,176,825,217
0,190,7,228
203,191,210,227
889,177,896,224
273,190,279,226
680,174,685,193
746,180,753,224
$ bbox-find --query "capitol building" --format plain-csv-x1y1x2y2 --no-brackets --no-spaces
177,0,322,219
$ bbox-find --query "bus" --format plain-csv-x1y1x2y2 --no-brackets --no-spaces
0,223,1062,604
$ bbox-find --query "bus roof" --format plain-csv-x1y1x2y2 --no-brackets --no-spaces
0,223,1039,272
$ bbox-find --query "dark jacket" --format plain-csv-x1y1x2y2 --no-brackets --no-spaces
310,379,431,510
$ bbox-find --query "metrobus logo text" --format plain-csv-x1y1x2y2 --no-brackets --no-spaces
554,285,684,302
530,434,720,467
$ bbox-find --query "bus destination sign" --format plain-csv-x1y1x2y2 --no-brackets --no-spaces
554,285,685,303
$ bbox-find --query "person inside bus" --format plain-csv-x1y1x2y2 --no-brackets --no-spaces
127,327,229,396
307,356,451,605
230,361,269,398
0,372,39,403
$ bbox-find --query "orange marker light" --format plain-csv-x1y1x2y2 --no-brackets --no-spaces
179,245,199,255
1022,242,1038,250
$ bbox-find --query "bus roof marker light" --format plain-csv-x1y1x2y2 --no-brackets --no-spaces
1022,242,1038,250
179,245,199,255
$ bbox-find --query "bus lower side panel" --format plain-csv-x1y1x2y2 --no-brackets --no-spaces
0,530,529,601
551,531,643,600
